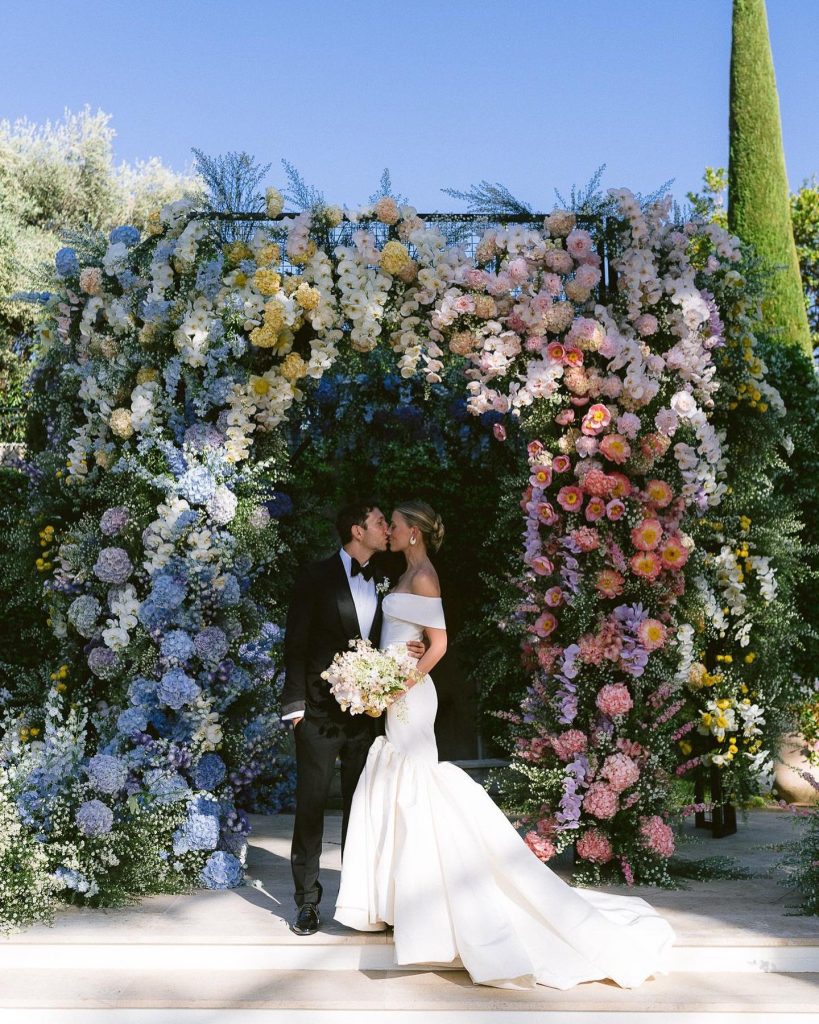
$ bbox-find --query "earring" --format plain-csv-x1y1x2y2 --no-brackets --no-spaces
410,535,417,546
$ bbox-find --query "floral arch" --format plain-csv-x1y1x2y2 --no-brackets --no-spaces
0,184,797,927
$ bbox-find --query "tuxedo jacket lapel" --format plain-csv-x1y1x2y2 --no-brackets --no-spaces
368,575,385,644
332,553,361,641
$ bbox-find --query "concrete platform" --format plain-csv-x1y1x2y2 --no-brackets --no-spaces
0,809,815,1019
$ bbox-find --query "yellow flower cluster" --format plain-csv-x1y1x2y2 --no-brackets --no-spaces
50,664,69,693
294,282,321,311
36,525,54,573
265,187,284,218
253,268,282,296
290,240,317,266
225,241,253,266
136,367,159,385
146,210,163,236
280,353,308,382
257,243,281,266
110,407,134,439
687,662,723,689
378,240,411,276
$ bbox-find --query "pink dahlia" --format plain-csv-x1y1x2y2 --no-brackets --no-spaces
596,683,633,718
583,783,619,820
576,828,614,864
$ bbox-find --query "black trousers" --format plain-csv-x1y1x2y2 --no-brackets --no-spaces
291,714,373,907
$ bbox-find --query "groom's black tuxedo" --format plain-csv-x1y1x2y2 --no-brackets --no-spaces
282,552,385,724
283,551,386,909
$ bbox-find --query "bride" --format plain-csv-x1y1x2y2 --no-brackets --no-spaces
334,499,675,990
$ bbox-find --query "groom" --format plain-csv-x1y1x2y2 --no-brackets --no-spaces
282,499,423,936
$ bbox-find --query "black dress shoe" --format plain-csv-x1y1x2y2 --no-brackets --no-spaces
291,903,320,935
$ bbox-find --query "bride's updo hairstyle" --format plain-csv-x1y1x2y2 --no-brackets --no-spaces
394,500,445,554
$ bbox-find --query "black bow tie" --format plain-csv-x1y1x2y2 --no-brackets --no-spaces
350,558,375,582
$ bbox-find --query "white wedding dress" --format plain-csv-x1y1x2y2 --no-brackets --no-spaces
334,593,674,990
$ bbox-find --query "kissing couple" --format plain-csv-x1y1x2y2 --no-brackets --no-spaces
281,499,674,990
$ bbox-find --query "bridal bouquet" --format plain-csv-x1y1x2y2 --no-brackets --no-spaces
322,639,418,717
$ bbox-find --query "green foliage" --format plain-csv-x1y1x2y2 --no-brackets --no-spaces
728,0,811,353
0,107,202,437
791,177,819,342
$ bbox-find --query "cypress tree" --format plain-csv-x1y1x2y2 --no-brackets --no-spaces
729,0,811,354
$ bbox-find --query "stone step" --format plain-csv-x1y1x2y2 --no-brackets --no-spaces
1,938,818,974
1,968,818,1021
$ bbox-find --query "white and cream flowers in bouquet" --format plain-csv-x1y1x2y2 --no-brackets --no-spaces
322,638,418,717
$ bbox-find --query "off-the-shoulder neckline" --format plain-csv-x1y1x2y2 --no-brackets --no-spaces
385,592,442,601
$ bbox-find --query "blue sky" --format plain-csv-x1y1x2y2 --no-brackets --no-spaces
2,0,817,210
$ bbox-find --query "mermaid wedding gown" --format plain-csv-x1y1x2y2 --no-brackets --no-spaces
334,593,674,990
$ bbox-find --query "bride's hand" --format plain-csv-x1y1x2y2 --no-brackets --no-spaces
406,638,425,660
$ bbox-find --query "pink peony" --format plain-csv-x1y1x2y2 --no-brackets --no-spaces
583,783,619,820
595,568,625,598
527,440,544,461
535,501,557,525
631,518,663,551
637,618,667,651
575,436,599,457
552,455,572,474
630,551,663,580
576,828,614,864
554,408,575,426
551,728,588,762
645,479,674,508
634,313,659,337
601,753,641,793
616,412,642,439
544,586,564,607
639,815,675,858
606,498,626,521
525,830,557,862
530,554,554,576
599,433,631,465
596,683,634,718
585,496,606,521
581,403,612,436
566,228,594,257
557,486,583,512
530,465,553,488
608,472,632,498
533,611,558,638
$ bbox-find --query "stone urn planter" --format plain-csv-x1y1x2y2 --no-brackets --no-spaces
774,732,819,804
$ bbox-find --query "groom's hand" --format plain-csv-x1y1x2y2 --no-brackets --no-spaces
291,715,304,729
406,639,426,660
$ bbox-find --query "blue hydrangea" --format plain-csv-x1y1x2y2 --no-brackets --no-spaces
178,466,217,506
201,851,243,890
218,574,241,607
191,794,221,817
141,299,172,323
53,866,98,896
109,225,140,246
149,575,187,610
117,706,148,734
93,547,133,585
144,769,189,805
159,441,188,478
128,676,157,705
76,799,114,836
171,509,199,536
88,646,120,680
193,754,226,791
172,811,220,854
117,270,138,292
157,668,200,709
67,595,101,638
137,600,169,632
183,423,225,452
161,629,195,662
100,506,130,536
87,754,127,794
206,486,237,525
195,257,225,301
194,626,228,664
55,247,79,278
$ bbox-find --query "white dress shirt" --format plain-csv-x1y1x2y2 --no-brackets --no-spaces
282,550,378,722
